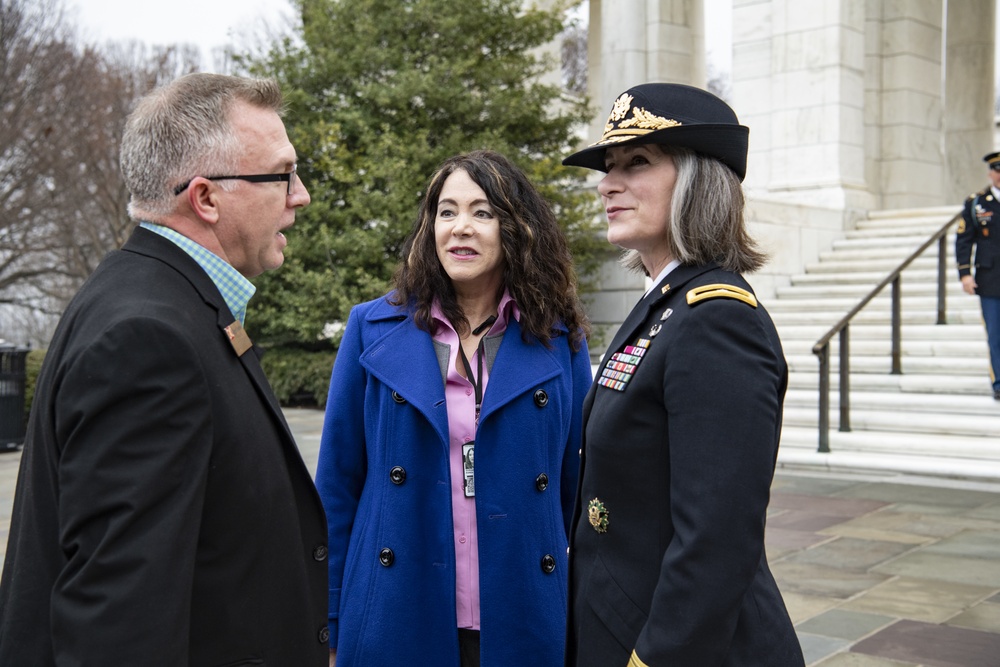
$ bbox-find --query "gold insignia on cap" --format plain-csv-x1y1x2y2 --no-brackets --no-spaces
609,93,633,122
597,95,681,146
588,498,610,533
686,283,758,308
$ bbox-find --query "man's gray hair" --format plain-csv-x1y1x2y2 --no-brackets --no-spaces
120,73,284,218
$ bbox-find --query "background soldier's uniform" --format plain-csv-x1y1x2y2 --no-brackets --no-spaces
957,177,1000,398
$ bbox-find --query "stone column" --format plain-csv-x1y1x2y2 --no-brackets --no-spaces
868,1,946,209
943,0,995,204
734,0,871,210
588,0,708,140
583,0,708,358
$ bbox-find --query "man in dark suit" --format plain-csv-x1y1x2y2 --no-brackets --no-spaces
0,73,329,665
957,151,1000,400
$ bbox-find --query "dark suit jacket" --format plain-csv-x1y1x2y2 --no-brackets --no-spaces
566,263,803,667
0,227,329,666
957,186,1000,298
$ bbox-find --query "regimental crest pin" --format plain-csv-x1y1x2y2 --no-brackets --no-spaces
588,498,609,533
224,320,253,357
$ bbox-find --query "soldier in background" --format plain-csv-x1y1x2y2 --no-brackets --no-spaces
957,151,1000,401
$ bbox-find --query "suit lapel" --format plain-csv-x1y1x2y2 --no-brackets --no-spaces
122,226,295,439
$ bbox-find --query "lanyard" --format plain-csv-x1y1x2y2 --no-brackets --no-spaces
458,315,496,424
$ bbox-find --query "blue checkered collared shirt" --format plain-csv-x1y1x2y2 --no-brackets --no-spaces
139,222,256,325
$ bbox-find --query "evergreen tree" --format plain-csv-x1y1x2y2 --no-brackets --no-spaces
244,0,605,365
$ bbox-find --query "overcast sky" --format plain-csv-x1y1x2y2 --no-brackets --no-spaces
68,0,297,70
69,0,732,74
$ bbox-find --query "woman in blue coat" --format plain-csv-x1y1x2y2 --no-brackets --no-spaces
317,150,592,667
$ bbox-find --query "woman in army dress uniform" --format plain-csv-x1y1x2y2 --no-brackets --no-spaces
562,83,804,667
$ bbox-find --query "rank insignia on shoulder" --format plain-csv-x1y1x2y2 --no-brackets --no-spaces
588,498,609,533
686,283,758,308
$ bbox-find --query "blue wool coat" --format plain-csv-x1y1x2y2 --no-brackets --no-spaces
317,294,591,667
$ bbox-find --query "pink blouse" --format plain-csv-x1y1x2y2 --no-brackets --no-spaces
430,291,519,630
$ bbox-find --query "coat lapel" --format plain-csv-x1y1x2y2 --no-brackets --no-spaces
359,305,451,448
477,318,562,423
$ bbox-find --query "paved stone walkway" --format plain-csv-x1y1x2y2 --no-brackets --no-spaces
2,408,999,666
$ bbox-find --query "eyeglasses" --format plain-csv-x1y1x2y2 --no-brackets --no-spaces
990,163,1000,172
173,164,298,196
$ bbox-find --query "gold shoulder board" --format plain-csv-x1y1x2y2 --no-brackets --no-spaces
686,283,758,308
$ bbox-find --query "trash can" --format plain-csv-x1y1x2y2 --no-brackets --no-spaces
0,345,29,451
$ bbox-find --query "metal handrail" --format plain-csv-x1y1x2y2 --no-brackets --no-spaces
810,211,963,452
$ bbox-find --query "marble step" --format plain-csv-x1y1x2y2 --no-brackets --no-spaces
779,338,985,357
864,206,959,223
777,427,1000,481
774,282,968,300
790,269,942,286
846,225,952,239
775,323,985,342
787,370,993,395
766,295,978,314
804,256,940,274
783,404,1000,436
818,246,951,262
785,353,990,375
780,424,999,460
832,235,946,251
784,388,1000,417
770,308,983,325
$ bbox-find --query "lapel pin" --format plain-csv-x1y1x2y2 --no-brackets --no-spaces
224,320,253,357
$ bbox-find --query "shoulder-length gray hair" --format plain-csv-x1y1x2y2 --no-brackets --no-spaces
622,146,766,275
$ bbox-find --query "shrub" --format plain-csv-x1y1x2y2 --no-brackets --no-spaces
259,347,337,408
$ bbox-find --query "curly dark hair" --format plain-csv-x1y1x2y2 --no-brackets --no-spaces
392,150,589,351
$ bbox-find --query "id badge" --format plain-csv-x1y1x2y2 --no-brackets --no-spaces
462,442,475,497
